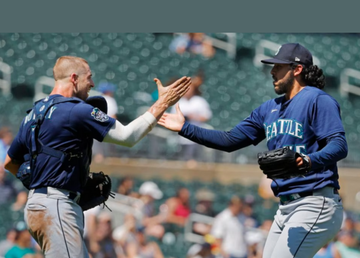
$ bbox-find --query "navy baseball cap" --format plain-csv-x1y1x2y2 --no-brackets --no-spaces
261,43,313,66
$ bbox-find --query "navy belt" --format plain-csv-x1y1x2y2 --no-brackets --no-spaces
280,188,339,204
34,187,79,202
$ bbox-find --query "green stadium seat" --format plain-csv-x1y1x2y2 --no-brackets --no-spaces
1,33,360,164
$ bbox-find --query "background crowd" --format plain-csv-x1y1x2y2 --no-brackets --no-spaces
1,32,360,257
1,151,360,257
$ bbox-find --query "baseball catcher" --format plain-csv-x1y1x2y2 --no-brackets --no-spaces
16,95,115,211
257,146,311,179
5,55,191,258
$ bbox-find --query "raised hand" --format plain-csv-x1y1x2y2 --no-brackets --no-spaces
158,103,185,132
154,76,191,107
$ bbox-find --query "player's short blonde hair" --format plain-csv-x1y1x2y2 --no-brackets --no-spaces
53,56,89,81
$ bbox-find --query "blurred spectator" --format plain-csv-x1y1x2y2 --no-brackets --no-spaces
163,187,191,227
170,71,212,163
117,176,137,197
139,181,163,217
4,221,42,258
342,212,360,234
313,242,337,258
187,242,215,258
97,82,118,119
333,230,360,257
192,188,217,236
138,181,166,239
85,211,117,258
0,127,13,163
0,162,18,204
257,175,279,219
84,205,103,241
194,188,216,217
112,213,137,249
238,195,258,229
210,195,247,258
11,190,28,212
86,182,140,242
246,219,272,258
169,33,215,58
258,175,278,201
125,226,164,258
0,228,17,257
92,82,119,163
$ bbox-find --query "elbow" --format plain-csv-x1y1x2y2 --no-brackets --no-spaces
4,161,9,170
341,145,348,160
217,144,239,153
122,137,139,148
225,147,236,153
223,142,243,153
122,140,136,148
340,138,348,159
216,146,237,153
4,155,11,171
126,142,136,148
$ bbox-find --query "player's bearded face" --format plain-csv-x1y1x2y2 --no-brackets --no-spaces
271,64,294,95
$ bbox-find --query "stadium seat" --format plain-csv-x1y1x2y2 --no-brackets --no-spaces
1,33,360,164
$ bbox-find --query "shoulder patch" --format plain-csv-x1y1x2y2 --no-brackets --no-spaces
91,108,109,122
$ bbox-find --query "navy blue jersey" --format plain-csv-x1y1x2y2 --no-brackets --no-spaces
179,86,346,196
8,94,116,192
237,86,345,196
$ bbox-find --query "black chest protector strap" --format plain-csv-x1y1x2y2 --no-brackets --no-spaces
24,96,82,163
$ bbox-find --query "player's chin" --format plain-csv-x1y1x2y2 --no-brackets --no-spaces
79,93,89,101
273,86,283,95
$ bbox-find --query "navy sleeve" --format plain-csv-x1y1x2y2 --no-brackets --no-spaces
179,121,253,152
70,103,116,142
311,94,345,140
7,123,27,163
236,105,267,145
308,133,348,170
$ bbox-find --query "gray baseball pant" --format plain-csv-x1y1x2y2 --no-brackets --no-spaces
262,186,343,258
24,187,89,258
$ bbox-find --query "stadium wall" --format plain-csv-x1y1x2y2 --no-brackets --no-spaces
91,158,360,212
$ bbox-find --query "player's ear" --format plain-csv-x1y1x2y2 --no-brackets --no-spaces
292,64,303,77
70,73,78,84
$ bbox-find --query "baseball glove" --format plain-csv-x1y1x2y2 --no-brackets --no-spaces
78,171,115,211
257,146,310,179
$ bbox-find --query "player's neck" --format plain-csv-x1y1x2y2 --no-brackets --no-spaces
50,82,74,98
285,82,306,100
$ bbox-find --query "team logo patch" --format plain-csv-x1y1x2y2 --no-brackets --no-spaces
91,108,109,122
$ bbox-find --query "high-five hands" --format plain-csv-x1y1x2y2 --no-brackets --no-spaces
147,76,191,121
154,76,191,107
158,103,185,132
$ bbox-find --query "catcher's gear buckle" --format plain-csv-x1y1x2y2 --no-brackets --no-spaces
68,152,83,160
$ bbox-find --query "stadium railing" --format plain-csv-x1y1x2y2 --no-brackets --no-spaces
0,60,12,97
340,68,360,97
